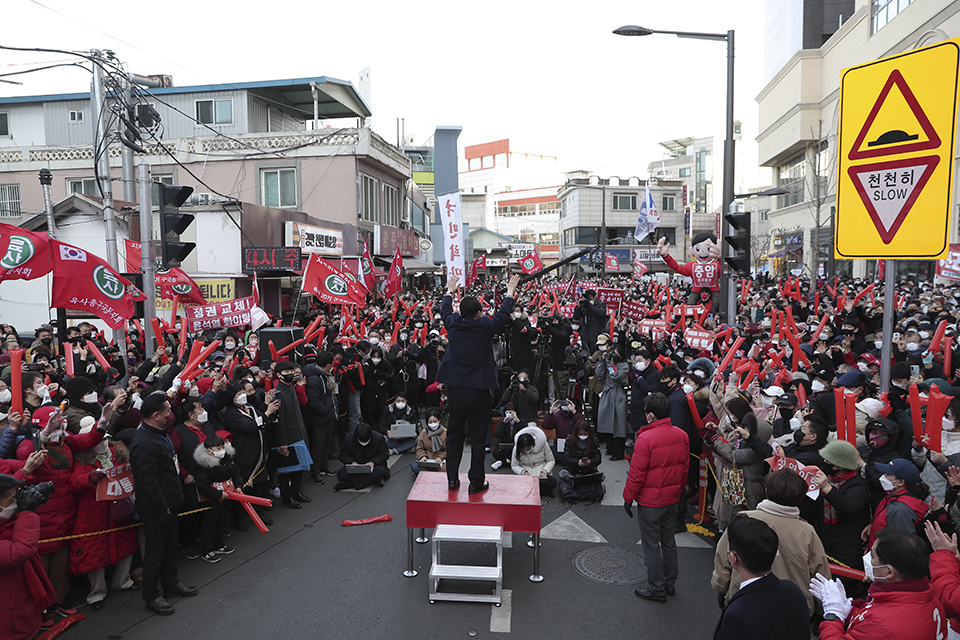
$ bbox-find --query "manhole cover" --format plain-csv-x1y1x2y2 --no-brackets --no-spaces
540,495,570,513
573,546,647,585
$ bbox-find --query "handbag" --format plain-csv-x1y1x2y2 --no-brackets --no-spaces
718,443,747,508
109,497,135,523
274,440,313,474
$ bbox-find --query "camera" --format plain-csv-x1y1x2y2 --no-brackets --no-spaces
18,480,55,504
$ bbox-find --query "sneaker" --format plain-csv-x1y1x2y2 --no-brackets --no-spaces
214,545,235,556
40,615,55,630
319,469,337,477
491,460,503,471
389,448,398,455
269,487,281,499
200,551,221,564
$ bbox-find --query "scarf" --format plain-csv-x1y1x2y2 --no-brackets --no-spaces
823,469,857,524
45,442,71,470
428,426,444,453
756,499,800,519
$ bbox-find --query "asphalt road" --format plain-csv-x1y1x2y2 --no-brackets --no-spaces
62,450,723,640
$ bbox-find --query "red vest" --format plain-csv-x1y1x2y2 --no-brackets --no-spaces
869,490,928,548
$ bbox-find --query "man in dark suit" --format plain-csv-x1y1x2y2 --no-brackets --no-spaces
713,515,810,640
437,274,519,494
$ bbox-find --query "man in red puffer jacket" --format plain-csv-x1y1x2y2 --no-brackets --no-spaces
623,392,689,604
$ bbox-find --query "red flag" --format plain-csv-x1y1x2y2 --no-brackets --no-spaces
341,266,369,298
563,275,577,300
466,256,481,288
605,253,620,271
0,223,51,282
493,285,503,308
156,267,207,306
477,253,486,270
50,241,138,330
877,259,886,280
124,239,142,272
302,254,366,305
384,248,403,297
360,240,377,291
634,262,649,278
519,251,543,275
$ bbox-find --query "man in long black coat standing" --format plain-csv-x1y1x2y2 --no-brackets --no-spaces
437,274,519,494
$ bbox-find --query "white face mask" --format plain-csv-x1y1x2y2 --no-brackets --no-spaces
94,440,109,454
578,434,589,441
571,324,579,331
505,412,515,420
196,411,209,424
857,362,869,372
132,393,143,410
944,418,956,431
906,342,920,352
0,389,10,404
879,475,895,492
427,422,441,432
920,331,931,340
875,341,883,350
812,380,826,393
635,361,647,371
513,312,522,319
83,391,98,403
682,383,695,395
761,395,774,407
395,402,406,410
358,439,370,446
224,342,236,350
369,338,379,346
235,394,247,406
598,345,607,351
35,384,48,397
789,417,802,431
0,500,16,520
371,358,381,365
212,449,226,459
863,551,887,582
249,339,258,346
399,333,408,341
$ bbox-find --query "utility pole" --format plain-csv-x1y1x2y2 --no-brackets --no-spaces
138,160,157,359
121,78,136,202
39,169,55,236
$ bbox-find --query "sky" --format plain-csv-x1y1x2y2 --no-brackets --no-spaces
4,0,769,187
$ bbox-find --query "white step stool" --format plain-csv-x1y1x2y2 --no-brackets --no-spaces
429,524,503,604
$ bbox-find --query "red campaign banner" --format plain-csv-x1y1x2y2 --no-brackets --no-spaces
559,303,576,319
764,454,820,495
678,304,706,318
937,243,960,281
185,296,256,332
638,319,670,340
597,288,624,313
621,300,646,321
95,463,134,501
684,329,714,350
198,478,235,502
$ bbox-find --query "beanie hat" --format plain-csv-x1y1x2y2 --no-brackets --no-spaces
820,440,859,471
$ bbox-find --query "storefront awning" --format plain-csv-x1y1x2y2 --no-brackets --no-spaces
403,257,443,272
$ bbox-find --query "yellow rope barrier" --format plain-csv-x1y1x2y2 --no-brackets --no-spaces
38,505,215,544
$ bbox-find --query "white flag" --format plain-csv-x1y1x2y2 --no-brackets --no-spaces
634,183,659,243
437,191,466,287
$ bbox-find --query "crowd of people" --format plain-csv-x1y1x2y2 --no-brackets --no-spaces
4,268,960,637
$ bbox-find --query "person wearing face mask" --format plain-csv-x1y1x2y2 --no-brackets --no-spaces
659,365,701,529
812,440,872,592
378,393,418,455
857,418,904,513
129,393,198,616
170,398,216,548
222,381,277,525
62,376,103,434
910,400,960,505
812,527,946,640
491,403,523,470
358,346,393,427
500,370,540,427
21,372,54,415
220,331,242,363
508,307,536,376
770,392,800,438
272,361,312,509
542,397,584,449
557,420,604,502
411,410,447,476
302,353,338,483
511,425,557,497
543,315,573,403
335,423,389,491
573,289,607,354
595,347,630,462
192,435,242,564
863,458,930,551
628,350,658,434
67,420,138,611
0,473,58,639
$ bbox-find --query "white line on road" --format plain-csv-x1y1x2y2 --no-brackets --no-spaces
490,589,512,633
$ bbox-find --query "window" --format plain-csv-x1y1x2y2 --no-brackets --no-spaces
662,195,676,211
68,110,84,124
0,113,8,137
360,174,379,222
261,168,297,208
612,194,637,210
196,99,233,125
151,175,175,206
678,168,691,178
382,184,399,227
563,228,575,247
695,148,711,212
0,184,20,217
777,153,805,208
68,178,98,196
873,0,913,33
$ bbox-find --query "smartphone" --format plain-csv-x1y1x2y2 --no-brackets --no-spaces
31,429,42,452
911,364,920,379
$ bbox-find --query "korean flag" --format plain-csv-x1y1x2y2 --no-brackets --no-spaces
59,245,87,262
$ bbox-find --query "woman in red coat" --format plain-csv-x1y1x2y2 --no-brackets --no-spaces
17,405,108,614
69,428,139,610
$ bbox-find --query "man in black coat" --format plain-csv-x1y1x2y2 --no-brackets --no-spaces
543,315,573,402
303,353,338,482
659,365,698,530
335,423,390,491
713,515,810,640
573,289,607,354
129,393,197,616
628,350,658,434
273,360,311,509
437,274,518,494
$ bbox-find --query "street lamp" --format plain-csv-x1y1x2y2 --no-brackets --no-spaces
614,24,736,321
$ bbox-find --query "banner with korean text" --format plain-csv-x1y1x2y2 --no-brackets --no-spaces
438,191,466,286
184,296,256,332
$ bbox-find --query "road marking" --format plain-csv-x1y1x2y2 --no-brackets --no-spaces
600,459,631,505
541,511,607,543
490,589,512,633
637,532,712,549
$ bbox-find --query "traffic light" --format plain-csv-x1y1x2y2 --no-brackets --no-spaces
724,208,751,274
159,184,195,268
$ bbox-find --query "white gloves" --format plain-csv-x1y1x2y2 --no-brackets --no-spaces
810,573,852,620
171,377,182,393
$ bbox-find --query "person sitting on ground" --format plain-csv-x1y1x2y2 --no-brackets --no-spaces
557,419,604,503
714,515,812,640
411,410,446,476
491,403,523,470
511,425,557,497
377,393,419,456
712,469,831,617
812,527,946,639
192,435,242,564
336,423,390,491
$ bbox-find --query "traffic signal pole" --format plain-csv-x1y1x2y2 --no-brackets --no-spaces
138,160,157,359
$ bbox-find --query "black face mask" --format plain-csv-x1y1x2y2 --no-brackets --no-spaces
40,337,52,346
793,429,807,445
780,407,794,420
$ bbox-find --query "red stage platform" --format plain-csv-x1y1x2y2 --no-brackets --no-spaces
405,473,544,581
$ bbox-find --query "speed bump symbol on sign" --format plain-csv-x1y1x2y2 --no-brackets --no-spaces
836,39,960,259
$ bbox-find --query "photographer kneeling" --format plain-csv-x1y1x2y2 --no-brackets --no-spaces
500,371,539,427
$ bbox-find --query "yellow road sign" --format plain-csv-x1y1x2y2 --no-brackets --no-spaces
836,38,960,259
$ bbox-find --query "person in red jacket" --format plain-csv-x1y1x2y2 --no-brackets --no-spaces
623,391,690,603
0,474,58,640
811,527,946,640
925,520,960,639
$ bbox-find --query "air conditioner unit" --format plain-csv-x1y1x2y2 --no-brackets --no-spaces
191,192,224,206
